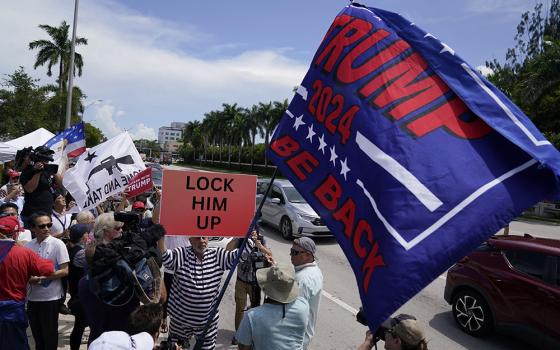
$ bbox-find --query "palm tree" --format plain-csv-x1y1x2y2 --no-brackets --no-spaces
221,103,244,168
263,99,288,167
29,21,88,128
249,103,267,170
183,121,202,162
29,21,88,91
232,110,250,169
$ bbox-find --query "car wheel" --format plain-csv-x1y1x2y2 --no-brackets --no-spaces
280,216,293,240
452,289,493,336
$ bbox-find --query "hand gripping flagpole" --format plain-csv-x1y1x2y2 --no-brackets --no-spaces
193,168,278,350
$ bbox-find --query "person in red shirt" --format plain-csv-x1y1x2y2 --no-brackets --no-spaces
0,215,54,350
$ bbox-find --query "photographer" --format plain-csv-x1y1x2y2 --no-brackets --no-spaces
232,227,272,345
80,212,165,345
357,313,428,350
18,146,62,226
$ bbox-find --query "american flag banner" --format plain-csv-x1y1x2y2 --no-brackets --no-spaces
267,3,560,332
44,121,87,160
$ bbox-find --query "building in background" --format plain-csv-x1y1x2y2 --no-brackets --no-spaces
158,122,185,145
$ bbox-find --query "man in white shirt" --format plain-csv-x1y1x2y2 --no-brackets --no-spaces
290,237,324,349
25,212,69,350
50,191,73,239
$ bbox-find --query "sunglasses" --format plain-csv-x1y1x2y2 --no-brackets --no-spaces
290,248,307,257
36,223,53,229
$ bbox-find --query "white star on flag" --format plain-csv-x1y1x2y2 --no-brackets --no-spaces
293,115,306,131
306,124,316,143
329,145,338,166
318,134,327,154
440,42,455,55
340,157,351,180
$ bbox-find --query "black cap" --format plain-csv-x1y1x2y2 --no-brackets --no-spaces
69,224,91,243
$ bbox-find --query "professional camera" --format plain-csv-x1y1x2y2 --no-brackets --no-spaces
14,146,57,173
250,250,269,270
159,336,189,350
250,226,269,271
114,211,140,233
31,146,55,163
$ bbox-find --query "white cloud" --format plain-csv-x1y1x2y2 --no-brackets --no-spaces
0,0,307,136
129,123,156,141
476,65,493,77
92,104,123,139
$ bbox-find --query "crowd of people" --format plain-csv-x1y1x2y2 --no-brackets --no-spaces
0,145,428,350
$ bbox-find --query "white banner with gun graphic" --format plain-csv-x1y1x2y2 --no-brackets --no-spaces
63,132,146,210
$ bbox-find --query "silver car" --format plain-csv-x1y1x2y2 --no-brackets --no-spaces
256,179,331,240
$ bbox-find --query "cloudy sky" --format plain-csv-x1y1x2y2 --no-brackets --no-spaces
0,0,535,140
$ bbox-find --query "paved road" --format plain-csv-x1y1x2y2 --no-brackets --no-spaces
47,164,559,348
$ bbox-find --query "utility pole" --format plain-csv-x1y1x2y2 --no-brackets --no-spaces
65,0,80,129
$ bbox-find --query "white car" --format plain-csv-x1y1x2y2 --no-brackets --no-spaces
256,179,331,240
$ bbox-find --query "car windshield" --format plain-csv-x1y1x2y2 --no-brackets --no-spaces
283,186,307,203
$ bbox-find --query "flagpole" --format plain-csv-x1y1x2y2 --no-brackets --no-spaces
193,168,278,350
65,0,80,129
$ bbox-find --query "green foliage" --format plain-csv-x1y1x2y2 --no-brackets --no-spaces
134,139,161,158
0,67,54,138
543,132,560,149
29,21,88,91
84,122,105,147
486,1,560,133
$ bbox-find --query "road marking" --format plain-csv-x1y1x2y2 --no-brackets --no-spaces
321,273,447,316
321,290,359,315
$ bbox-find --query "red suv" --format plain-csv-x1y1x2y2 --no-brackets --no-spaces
444,234,560,349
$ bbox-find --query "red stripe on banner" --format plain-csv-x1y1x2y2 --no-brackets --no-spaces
67,147,86,158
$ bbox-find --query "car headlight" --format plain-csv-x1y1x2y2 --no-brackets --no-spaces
297,213,318,222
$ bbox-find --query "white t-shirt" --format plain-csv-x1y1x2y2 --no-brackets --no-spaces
25,235,70,301
50,211,73,235
17,229,32,244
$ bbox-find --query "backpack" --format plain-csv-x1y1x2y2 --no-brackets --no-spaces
90,256,161,306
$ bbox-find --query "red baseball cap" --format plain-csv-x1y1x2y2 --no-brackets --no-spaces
0,216,21,238
132,201,145,210
7,169,20,178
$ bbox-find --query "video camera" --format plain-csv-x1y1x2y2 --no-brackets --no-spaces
14,146,57,173
114,211,141,234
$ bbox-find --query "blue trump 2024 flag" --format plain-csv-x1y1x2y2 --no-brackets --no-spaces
267,3,560,332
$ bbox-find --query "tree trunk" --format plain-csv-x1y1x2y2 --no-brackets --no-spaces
264,130,270,168
251,132,256,172
238,141,242,170
227,140,232,168
58,59,64,131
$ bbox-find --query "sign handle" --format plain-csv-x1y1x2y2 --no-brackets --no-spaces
193,168,278,350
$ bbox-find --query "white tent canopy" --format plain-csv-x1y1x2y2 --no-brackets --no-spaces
5,128,55,149
0,142,18,164
0,128,55,164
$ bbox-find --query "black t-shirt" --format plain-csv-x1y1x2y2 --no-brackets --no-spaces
20,165,54,216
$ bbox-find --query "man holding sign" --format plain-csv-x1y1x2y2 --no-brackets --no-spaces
157,233,256,349
157,170,258,349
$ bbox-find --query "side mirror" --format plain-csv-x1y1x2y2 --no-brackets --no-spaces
271,198,281,204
